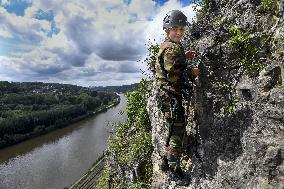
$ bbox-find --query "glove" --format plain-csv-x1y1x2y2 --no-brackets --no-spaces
185,50,196,59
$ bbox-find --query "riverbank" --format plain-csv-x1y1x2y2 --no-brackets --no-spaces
0,96,120,149
92,96,120,115
70,154,105,189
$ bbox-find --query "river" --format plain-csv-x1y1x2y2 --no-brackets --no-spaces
0,94,127,189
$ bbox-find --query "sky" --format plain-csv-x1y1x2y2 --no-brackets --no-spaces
0,0,198,87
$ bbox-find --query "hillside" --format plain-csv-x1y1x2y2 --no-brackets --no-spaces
0,81,118,148
91,83,139,93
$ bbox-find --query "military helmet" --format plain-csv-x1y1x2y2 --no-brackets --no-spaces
163,10,187,30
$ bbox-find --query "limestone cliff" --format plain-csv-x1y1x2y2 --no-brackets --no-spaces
96,1,284,188
148,0,284,188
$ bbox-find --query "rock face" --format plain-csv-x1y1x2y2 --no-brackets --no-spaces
148,0,284,188
147,80,170,188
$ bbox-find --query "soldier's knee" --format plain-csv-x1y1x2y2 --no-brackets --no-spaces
169,135,182,148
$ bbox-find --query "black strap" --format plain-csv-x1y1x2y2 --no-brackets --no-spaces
158,47,169,79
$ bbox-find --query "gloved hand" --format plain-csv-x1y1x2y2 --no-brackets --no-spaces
185,50,196,59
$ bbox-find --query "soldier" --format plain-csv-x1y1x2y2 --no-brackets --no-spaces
155,10,199,177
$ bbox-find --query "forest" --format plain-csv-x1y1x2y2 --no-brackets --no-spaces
0,81,119,148
91,83,139,93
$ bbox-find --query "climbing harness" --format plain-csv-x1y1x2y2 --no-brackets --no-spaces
170,98,178,120
179,50,207,169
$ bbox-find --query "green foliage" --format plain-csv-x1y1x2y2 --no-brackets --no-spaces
224,97,239,113
212,15,224,28
91,83,139,93
271,34,284,55
258,0,279,13
196,0,210,20
145,42,159,73
95,166,111,189
0,104,87,137
98,80,153,188
128,179,152,189
110,79,153,166
280,48,284,55
78,92,100,109
125,80,151,127
210,81,231,91
229,26,265,76
203,0,209,12
221,0,230,6
0,82,118,147
272,81,283,88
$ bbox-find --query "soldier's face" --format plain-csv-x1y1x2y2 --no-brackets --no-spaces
168,26,185,42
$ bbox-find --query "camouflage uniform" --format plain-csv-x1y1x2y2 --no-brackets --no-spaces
155,37,187,170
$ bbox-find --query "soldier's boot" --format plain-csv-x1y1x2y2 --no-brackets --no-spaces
166,148,182,177
174,166,185,179
167,161,177,179
160,156,169,171
168,164,188,187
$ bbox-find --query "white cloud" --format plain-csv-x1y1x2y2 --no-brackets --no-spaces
0,0,197,86
0,56,28,82
0,0,10,6
144,1,199,44
128,0,156,20
0,26,13,38
24,5,38,18
85,53,142,74
0,7,51,43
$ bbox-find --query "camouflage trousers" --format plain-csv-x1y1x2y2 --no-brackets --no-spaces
157,84,186,169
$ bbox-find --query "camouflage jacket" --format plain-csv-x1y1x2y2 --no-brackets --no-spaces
155,38,187,88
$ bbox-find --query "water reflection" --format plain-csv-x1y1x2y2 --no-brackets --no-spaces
0,94,127,189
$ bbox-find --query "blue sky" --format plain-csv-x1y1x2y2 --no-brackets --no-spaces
157,0,192,6
1,0,31,16
0,0,197,86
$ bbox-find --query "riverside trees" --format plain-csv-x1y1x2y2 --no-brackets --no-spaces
0,81,118,147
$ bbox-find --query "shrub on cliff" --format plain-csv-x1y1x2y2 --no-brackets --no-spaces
96,80,153,189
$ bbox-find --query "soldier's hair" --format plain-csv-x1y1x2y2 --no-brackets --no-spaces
165,28,170,35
